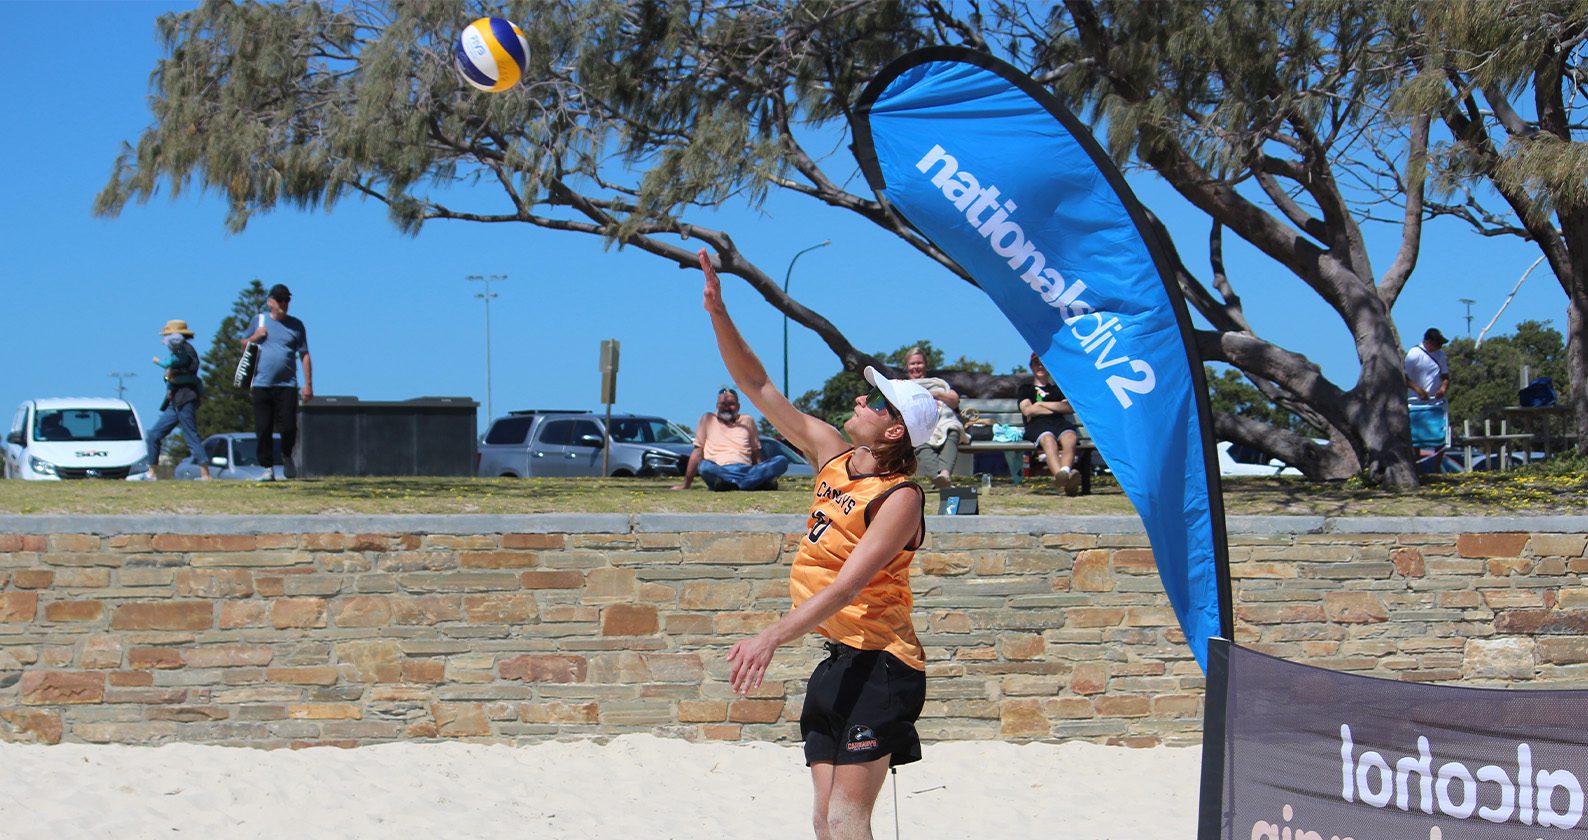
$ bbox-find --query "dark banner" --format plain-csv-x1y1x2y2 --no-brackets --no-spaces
1206,640,1588,839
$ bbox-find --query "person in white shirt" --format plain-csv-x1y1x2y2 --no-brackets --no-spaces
1404,327,1450,404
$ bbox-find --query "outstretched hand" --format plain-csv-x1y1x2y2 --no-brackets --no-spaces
698,248,724,315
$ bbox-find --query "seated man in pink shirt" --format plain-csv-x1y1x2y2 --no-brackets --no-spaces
671,388,789,491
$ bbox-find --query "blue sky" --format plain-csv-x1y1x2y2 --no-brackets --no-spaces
0,2,1566,436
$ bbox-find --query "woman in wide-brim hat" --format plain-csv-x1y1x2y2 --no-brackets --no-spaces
147,319,209,479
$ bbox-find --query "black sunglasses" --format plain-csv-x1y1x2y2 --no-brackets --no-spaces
866,390,900,418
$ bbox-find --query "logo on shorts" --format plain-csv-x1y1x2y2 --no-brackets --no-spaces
845,724,879,753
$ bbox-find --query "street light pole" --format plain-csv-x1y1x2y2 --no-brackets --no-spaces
108,371,137,400
782,240,831,396
466,274,507,420
1458,298,1476,337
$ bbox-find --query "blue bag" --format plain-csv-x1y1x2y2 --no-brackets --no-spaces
1519,377,1556,408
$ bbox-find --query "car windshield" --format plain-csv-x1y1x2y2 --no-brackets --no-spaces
608,418,694,444
231,437,284,467
33,408,141,442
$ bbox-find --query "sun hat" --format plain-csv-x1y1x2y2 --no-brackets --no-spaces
863,366,938,447
159,319,195,338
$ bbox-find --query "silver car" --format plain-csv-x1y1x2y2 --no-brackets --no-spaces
477,411,693,478
173,433,285,480
759,436,813,478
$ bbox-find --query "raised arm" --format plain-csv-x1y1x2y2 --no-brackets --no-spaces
697,248,844,464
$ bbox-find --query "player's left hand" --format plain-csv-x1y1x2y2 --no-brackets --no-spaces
727,629,778,694
698,248,725,314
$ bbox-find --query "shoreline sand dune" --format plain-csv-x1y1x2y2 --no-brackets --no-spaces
0,735,1201,839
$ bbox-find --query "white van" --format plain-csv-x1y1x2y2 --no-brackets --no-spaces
3,398,152,480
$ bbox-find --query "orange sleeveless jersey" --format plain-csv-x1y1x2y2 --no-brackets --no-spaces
789,449,927,671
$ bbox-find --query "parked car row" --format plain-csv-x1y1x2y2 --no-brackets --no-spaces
475,409,813,479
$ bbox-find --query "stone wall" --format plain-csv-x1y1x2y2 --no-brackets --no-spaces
1,514,1584,749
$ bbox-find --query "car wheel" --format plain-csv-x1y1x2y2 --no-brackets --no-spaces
611,469,634,477
499,472,518,478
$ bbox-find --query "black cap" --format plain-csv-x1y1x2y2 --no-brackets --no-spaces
268,284,292,303
1424,328,1446,346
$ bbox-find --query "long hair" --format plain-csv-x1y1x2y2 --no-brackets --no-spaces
868,427,918,477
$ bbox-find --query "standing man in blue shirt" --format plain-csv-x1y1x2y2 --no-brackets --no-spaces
240,284,313,480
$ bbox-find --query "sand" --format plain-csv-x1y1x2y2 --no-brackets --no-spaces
0,735,1200,839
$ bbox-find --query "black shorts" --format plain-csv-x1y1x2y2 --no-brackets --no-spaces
1024,414,1077,443
801,642,926,767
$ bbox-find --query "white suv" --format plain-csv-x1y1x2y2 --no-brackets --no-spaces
4,398,152,480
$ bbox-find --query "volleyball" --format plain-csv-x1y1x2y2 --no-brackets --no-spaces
454,17,529,93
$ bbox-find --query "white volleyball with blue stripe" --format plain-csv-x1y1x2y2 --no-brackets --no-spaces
454,17,530,93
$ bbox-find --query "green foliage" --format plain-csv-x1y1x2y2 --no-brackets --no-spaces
198,279,269,436
1445,321,1569,431
1204,366,1318,436
96,0,928,241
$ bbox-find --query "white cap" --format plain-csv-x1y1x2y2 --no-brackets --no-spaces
863,366,939,448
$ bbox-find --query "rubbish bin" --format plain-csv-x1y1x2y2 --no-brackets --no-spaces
295,396,478,477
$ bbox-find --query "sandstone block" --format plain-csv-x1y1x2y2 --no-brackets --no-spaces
288,704,362,720
79,636,123,670
1464,638,1536,679
182,645,274,668
1323,591,1388,623
219,601,268,629
336,640,403,684
999,699,1049,737
0,592,38,623
432,703,491,737
678,700,727,723
44,601,103,623
0,709,62,744
20,671,105,705
459,550,539,569
332,596,392,627
728,700,783,724
128,648,184,670
390,596,464,625
519,571,585,589
1071,550,1114,592
271,598,328,629
111,601,213,631
500,655,587,683
463,594,537,625
997,633,1045,661
502,533,567,550
1390,547,1426,577
601,604,659,636
521,701,600,724
1457,533,1528,559
12,570,53,589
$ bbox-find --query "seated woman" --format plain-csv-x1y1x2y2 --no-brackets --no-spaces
903,347,964,489
1018,353,1083,495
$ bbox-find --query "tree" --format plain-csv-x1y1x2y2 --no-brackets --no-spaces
1390,0,1588,454
1445,320,1569,433
96,1,1506,486
1206,367,1319,437
988,0,1446,484
198,279,268,436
